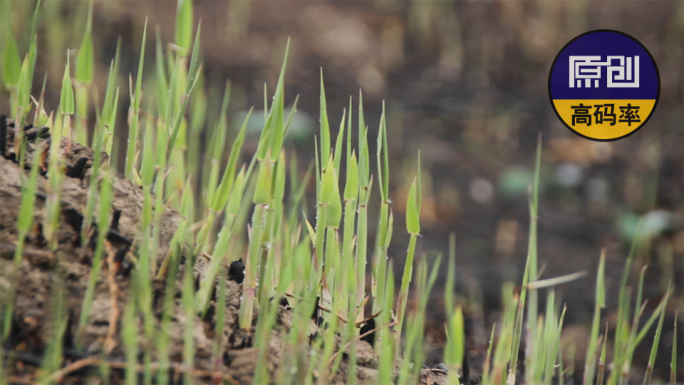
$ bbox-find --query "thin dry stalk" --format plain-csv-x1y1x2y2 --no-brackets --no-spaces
43,356,240,384
44,356,99,383
326,320,398,366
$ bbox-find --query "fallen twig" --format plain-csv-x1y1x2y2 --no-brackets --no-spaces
316,303,350,324
326,320,398,367
44,356,99,383
41,356,239,384
355,310,382,327
315,304,382,328
7,375,33,385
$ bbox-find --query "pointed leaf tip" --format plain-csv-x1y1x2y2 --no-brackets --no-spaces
60,54,75,115
175,0,194,55
75,3,94,84
406,178,420,235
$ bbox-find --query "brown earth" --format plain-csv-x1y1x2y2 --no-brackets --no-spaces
0,119,452,384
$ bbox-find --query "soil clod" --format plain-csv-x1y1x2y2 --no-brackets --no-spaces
228,259,245,284
65,157,89,179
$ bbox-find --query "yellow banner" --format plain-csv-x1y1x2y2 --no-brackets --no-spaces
552,99,656,140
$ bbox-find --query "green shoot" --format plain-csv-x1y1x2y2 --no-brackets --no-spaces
524,133,543,384
376,262,395,385
613,219,643,369
212,268,227,366
506,133,542,384
60,52,75,135
205,81,231,208
372,105,390,316
2,139,42,340
239,161,270,329
643,292,667,385
175,0,194,57
125,18,147,180
100,38,121,155
356,91,371,307
74,0,94,145
182,253,195,385
2,19,21,116
77,170,114,344
444,306,465,384
38,282,67,384
395,153,421,362
597,323,608,385
157,242,182,385
122,291,137,385
583,250,606,385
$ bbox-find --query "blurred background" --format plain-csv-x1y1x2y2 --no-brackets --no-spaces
1,0,682,381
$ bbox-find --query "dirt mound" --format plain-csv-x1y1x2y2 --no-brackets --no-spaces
0,119,449,384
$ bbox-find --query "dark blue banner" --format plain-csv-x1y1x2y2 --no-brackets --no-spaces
549,31,659,100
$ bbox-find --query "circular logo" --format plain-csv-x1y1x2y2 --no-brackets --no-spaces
548,30,660,141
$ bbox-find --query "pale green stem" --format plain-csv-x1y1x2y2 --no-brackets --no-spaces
395,233,417,363
356,187,369,304
75,85,89,145
240,204,265,330
372,202,388,314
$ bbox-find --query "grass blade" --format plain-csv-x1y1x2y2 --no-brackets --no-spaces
125,18,147,180
643,294,667,385
175,0,194,56
2,24,21,89
583,250,606,385
671,312,677,385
